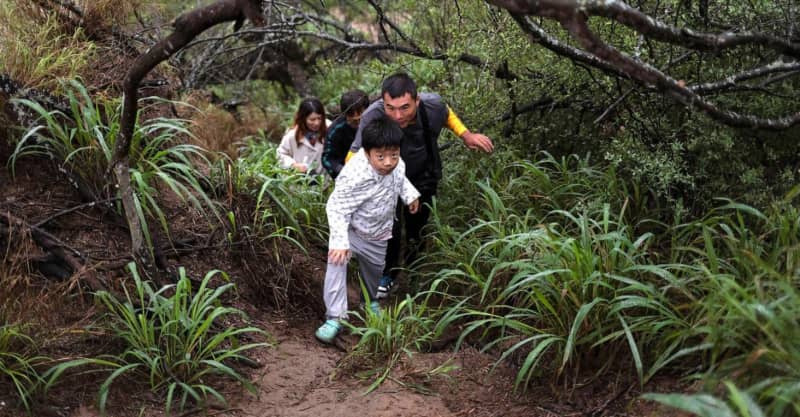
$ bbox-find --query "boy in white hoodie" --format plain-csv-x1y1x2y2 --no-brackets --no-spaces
315,114,420,344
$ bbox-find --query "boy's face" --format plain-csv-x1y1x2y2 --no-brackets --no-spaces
365,146,401,176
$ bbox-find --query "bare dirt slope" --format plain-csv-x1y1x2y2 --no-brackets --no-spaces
238,320,456,417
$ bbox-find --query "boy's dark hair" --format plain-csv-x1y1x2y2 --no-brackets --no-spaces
381,72,417,100
362,114,403,151
340,89,369,116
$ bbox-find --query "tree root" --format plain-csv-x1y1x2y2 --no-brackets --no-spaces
0,211,105,292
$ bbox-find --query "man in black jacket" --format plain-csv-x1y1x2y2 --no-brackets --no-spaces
348,72,494,297
322,89,370,179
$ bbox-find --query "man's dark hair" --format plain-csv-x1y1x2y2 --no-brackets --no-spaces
362,114,403,151
381,72,417,100
340,89,369,116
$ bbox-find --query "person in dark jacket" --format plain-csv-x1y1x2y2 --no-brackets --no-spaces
348,72,494,298
322,89,370,179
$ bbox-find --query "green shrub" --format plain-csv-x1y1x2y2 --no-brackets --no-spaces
345,293,436,393
45,265,269,415
0,322,46,411
233,136,330,247
10,80,221,246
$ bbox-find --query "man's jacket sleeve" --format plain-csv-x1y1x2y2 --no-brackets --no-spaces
446,106,468,137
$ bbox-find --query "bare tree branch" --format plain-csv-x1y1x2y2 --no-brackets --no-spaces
559,13,800,130
690,60,800,94
488,0,800,59
488,0,800,130
366,0,425,54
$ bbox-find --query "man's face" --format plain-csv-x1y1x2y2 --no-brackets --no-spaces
382,92,418,128
365,146,401,176
345,109,363,129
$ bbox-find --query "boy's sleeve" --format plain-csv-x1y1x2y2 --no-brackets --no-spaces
326,175,370,250
276,129,297,169
396,161,421,205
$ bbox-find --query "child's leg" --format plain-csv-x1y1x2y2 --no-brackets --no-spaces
323,260,349,320
349,230,387,301
383,198,404,279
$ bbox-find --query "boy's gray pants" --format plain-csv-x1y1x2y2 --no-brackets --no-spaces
324,229,387,320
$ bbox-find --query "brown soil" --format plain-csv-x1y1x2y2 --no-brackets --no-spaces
0,148,684,417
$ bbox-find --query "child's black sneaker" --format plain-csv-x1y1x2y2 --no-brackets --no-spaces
375,275,393,299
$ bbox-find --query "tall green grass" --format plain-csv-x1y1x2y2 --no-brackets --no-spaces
0,322,46,410
345,293,437,392
45,264,269,415
673,193,800,417
644,381,768,417
233,136,330,247
357,149,799,415
9,80,221,246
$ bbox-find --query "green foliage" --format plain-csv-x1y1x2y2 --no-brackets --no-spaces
10,80,221,246
45,264,269,415
644,381,767,417
309,59,387,109
415,148,799,414
0,322,46,411
420,152,689,388
672,195,800,416
345,293,436,393
329,0,800,211
233,136,330,247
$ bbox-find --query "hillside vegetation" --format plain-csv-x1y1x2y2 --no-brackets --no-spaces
1,1,799,416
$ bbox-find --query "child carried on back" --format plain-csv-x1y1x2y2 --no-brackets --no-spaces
315,114,420,344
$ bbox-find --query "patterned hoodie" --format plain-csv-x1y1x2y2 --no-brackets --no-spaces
326,149,420,250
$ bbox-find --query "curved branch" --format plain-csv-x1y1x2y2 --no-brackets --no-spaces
108,0,264,272
488,0,800,59
510,14,628,80
559,13,800,130
690,60,800,94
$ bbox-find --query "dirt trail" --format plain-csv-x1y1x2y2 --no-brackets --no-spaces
238,319,455,417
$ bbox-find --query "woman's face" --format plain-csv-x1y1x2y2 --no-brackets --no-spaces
305,112,323,132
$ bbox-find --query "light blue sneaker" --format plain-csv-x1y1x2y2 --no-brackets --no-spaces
315,319,341,344
376,275,393,299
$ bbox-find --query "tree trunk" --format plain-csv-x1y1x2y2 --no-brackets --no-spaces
109,0,265,274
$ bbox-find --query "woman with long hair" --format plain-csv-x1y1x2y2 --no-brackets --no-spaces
277,97,330,175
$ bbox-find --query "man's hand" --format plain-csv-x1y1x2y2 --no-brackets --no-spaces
328,249,351,265
408,198,420,214
462,131,494,153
